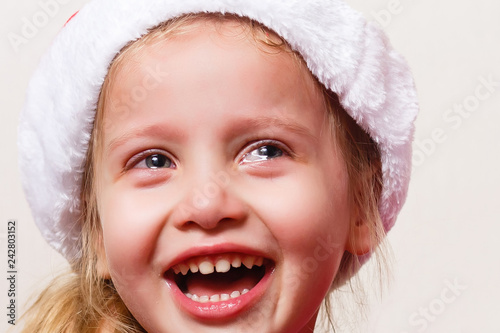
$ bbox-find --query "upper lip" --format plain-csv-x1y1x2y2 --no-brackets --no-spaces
162,243,274,274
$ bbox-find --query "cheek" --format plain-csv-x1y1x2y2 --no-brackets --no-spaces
242,166,351,300
98,189,170,320
254,171,351,255
278,191,349,291
98,186,165,279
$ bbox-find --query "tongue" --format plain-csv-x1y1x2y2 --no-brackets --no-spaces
185,267,261,296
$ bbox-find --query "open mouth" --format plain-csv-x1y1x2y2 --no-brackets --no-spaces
168,253,271,304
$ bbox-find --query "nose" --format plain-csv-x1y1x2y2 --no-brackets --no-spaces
171,170,247,231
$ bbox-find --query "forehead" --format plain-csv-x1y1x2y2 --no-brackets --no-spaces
102,18,328,144
108,16,319,98
114,15,295,74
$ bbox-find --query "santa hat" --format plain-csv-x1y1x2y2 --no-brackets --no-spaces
18,0,418,261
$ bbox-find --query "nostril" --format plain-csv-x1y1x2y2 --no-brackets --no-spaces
169,179,248,230
179,218,244,233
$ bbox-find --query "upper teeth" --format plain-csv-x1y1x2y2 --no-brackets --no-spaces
172,255,264,275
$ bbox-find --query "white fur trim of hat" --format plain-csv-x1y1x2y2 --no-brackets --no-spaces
18,0,418,261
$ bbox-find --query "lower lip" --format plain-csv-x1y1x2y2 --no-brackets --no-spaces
165,265,274,321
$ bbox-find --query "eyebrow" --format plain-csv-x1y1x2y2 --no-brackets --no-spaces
106,115,319,152
225,116,319,143
106,124,187,153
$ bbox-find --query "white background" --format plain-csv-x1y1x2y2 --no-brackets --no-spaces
1,0,499,332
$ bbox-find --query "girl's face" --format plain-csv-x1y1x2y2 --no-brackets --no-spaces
97,21,353,333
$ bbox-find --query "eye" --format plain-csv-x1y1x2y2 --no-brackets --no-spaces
129,151,176,170
241,142,285,163
144,154,173,169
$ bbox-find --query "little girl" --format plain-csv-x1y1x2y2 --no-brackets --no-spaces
18,0,418,332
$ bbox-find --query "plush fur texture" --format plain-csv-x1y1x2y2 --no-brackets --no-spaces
18,0,418,260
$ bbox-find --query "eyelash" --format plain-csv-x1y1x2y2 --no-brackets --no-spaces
125,139,291,170
125,149,176,170
240,139,291,164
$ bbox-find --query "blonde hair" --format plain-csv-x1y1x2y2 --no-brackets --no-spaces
21,13,387,332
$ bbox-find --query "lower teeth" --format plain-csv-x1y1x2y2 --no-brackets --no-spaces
186,289,249,303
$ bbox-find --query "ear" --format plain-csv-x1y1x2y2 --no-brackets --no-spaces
345,215,374,256
345,153,381,256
